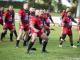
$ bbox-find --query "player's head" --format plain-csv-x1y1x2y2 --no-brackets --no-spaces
29,7,35,12
67,11,71,16
8,5,13,11
0,6,4,11
35,9,40,16
66,7,70,12
23,3,28,10
39,9,44,17
29,7,35,14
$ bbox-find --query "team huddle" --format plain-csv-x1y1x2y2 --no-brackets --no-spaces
0,3,80,54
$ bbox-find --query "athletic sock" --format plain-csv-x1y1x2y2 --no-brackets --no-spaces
13,30,17,38
27,42,34,53
16,40,20,47
1,32,6,41
10,32,13,41
42,40,47,52
23,40,27,46
39,37,42,44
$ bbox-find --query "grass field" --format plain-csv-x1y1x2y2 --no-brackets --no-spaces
0,22,80,60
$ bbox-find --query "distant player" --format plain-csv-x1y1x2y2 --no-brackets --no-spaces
1,5,17,42
59,7,70,41
59,11,77,48
43,10,55,36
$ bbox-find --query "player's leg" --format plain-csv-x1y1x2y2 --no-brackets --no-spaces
27,33,37,53
68,34,76,48
59,27,63,41
13,25,17,38
16,29,23,48
23,31,28,46
13,29,17,38
41,33,48,53
59,34,66,47
46,28,50,36
1,25,7,41
39,37,42,44
9,30,13,42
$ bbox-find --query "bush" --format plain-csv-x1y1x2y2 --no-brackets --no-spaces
0,1,54,11
57,3,67,12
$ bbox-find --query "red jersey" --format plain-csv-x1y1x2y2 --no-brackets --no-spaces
60,10,67,19
18,9,30,24
4,10,14,24
0,11,4,25
30,16,43,30
63,16,77,28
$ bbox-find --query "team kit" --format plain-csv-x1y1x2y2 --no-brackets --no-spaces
0,3,80,54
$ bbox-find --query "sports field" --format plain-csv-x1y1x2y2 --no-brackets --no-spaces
0,22,80,60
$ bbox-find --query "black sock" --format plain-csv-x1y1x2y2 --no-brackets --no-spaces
59,37,61,40
47,32,50,36
42,40,47,52
16,40,20,47
77,41,79,44
23,40,27,46
27,36,31,42
13,30,17,38
27,42,34,52
71,44,73,46
3,31,7,38
1,32,6,41
39,37,42,44
10,32,13,41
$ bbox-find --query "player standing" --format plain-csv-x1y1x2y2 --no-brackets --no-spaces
1,5,17,42
16,3,30,47
59,11,77,48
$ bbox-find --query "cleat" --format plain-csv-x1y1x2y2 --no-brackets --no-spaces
16,46,19,48
31,48,37,51
59,45,62,48
71,45,77,48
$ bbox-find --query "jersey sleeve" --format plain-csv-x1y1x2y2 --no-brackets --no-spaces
30,17,37,25
18,9,23,16
3,11,8,17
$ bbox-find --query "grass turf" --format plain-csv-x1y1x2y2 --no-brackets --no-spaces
0,23,80,60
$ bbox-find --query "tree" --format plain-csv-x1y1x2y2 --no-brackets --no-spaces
43,0,52,12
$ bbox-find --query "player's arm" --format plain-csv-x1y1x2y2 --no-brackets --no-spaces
49,14,55,25
71,17,77,23
30,19,39,32
12,11,15,26
18,10,23,24
63,17,68,27
3,11,7,25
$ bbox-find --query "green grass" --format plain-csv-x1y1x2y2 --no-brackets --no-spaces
0,23,80,60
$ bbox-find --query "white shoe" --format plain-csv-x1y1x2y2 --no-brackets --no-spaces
71,45,77,48
59,45,62,48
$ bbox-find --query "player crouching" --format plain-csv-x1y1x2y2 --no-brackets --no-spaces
27,9,48,53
